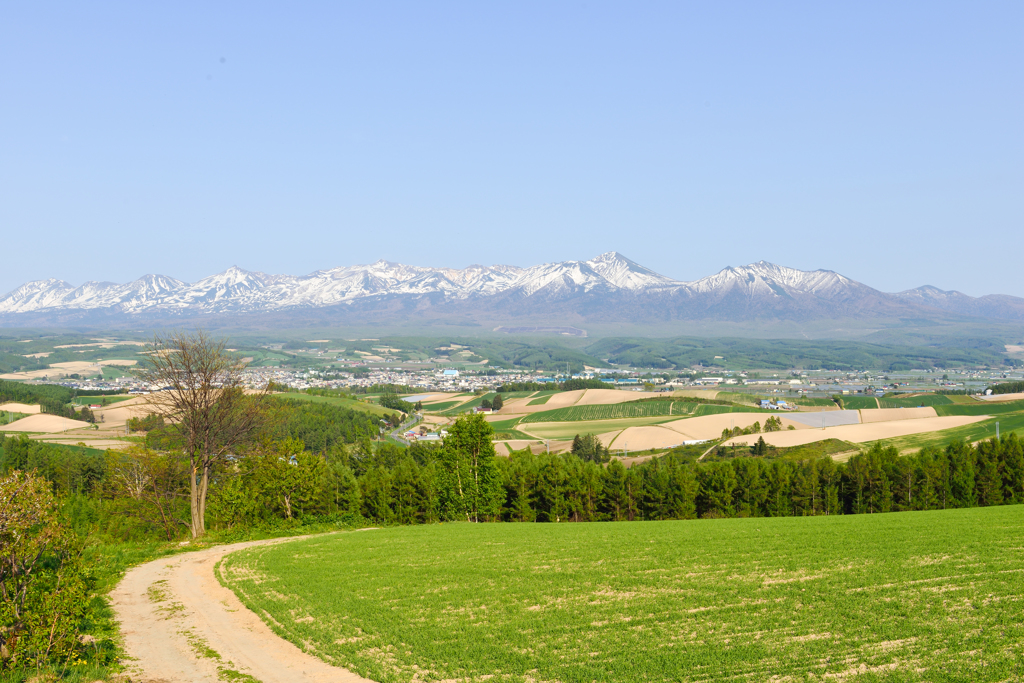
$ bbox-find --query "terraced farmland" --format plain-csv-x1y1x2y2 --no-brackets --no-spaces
221,505,1024,683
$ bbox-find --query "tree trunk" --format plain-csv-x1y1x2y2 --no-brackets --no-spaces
189,456,211,539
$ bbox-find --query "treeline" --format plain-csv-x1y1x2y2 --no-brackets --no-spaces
27,415,1019,535
0,379,76,418
198,427,1024,525
142,397,393,456
585,336,1008,371
989,381,1024,395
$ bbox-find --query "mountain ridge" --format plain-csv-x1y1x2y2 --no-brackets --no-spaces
2,253,1023,326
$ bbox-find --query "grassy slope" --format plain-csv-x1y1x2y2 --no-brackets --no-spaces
275,392,395,417
221,506,1024,683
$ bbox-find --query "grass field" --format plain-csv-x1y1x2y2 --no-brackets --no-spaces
420,400,465,412
526,394,553,406
275,392,396,417
221,506,1024,682
934,399,1024,417
841,396,879,409
520,401,766,424
878,394,954,408
72,395,133,405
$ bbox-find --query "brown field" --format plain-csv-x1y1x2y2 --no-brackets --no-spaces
573,388,665,405
0,402,42,414
978,392,1024,402
606,425,695,450
53,341,147,349
0,414,91,433
721,415,989,449
859,407,937,423
0,359,138,380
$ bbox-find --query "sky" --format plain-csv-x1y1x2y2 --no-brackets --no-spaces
2,2,1021,297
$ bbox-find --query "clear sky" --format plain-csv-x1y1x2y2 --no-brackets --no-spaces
2,2,1021,297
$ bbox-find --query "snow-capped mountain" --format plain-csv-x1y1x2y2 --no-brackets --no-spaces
1,253,1021,325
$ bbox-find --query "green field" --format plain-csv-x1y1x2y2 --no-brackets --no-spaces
275,392,396,417
878,394,954,408
72,394,133,406
221,506,1024,682
841,396,879,409
934,399,1024,417
520,401,766,424
526,394,553,406
420,400,465,412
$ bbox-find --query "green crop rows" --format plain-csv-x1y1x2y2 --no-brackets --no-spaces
222,506,1024,683
878,394,954,408
840,396,879,409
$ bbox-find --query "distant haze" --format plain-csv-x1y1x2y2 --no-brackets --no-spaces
1,4,1021,295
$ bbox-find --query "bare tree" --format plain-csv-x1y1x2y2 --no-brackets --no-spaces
135,331,268,538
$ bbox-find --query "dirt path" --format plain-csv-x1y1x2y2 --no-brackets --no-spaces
111,537,375,683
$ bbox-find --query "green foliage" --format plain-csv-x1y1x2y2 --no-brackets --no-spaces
570,434,609,463
988,381,1024,395
0,380,74,406
275,392,396,417
128,413,166,432
265,398,389,453
377,393,415,414
0,471,91,669
436,415,500,522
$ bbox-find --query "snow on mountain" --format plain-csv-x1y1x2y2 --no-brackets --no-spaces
0,279,77,313
0,254,1019,322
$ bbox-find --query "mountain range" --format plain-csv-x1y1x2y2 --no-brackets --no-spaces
2,253,1023,328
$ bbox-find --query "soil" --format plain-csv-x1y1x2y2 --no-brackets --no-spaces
0,414,90,433
721,415,988,448
111,536,375,683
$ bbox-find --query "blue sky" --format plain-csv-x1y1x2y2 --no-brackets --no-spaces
2,2,1021,296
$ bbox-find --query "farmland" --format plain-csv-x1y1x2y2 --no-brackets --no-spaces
519,401,768,423
221,505,1024,683
878,394,954,408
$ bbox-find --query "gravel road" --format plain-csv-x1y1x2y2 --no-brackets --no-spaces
111,537,374,683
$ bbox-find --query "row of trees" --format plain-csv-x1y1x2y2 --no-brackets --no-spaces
31,414,1018,536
